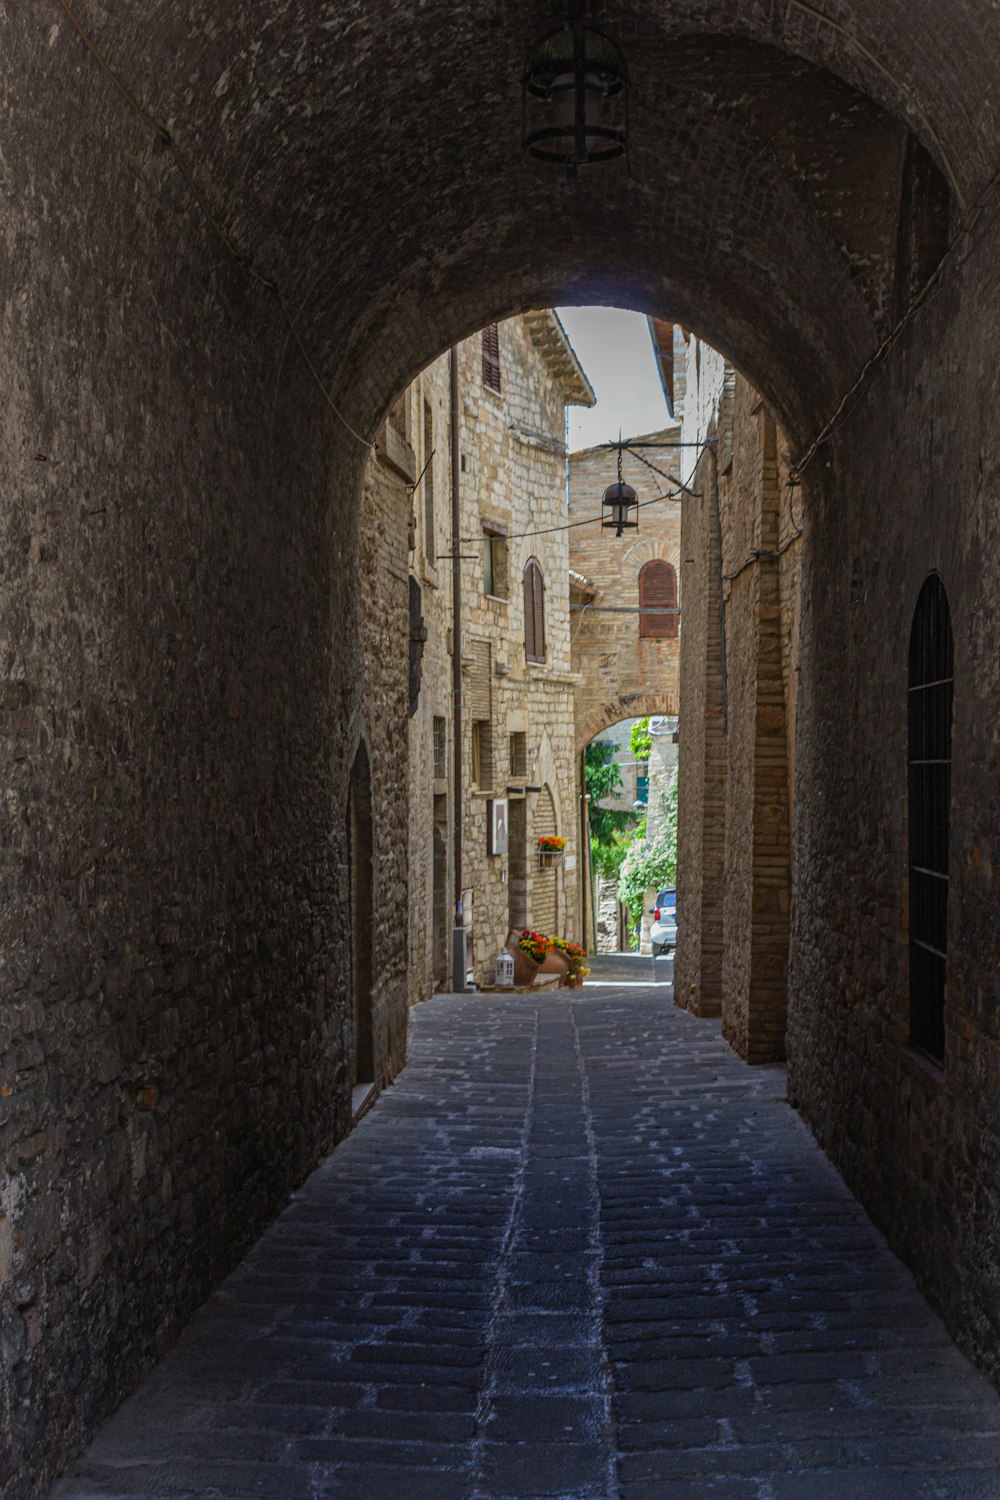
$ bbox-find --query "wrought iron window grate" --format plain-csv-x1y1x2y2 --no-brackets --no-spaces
907,573,953,1062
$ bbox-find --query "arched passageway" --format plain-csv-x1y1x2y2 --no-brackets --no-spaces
5,4,1000,1490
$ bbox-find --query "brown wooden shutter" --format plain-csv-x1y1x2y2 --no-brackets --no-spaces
465,639,492,718
532,785,558,934
482,324,501,393
639,560,678,639
524,559,545,663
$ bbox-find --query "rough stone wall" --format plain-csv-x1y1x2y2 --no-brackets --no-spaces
786,231,1000,1389
595,876,622,953
569,435,682,750
0,40,409,1499
359,445,413,1069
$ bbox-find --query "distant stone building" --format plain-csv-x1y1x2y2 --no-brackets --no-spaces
569,324,686,952
383,312,594,995
568,426,683,751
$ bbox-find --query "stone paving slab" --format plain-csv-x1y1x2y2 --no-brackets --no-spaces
51,965,1000,1499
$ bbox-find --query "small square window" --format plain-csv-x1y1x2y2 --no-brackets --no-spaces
483,528,508,599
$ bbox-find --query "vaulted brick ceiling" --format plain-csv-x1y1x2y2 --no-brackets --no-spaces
33,1,1000,444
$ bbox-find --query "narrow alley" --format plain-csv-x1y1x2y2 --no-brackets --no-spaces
53,961,1000,1500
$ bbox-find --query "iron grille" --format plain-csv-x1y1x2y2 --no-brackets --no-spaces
907,573,953,1062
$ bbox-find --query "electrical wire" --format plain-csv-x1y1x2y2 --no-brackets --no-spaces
792,155,1000,482
620,443,703,499
442,481,691,554
53,0,377,457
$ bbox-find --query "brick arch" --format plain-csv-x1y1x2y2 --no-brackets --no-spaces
577,695,679,757
622,540,679,570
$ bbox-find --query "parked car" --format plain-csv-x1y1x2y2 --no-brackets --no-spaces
650,888,677,957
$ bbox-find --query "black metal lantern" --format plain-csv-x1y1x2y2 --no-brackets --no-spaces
602,478,638,536
522,20,629,191
602,441,638,537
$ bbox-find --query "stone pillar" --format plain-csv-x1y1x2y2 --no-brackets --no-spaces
721,407,791,1063
675,456,726,1018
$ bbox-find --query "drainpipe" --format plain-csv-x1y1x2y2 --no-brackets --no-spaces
450,346,467,991
710,442,729,732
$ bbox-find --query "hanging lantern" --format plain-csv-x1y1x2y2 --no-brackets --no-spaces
602,443,638,537
522,20,629,191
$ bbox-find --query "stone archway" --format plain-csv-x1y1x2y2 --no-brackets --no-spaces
7,4,1000,1485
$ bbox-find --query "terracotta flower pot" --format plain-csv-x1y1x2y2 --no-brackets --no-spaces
510,945,544,986
538,949,570,977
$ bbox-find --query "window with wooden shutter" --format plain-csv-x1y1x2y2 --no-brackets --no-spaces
523,558,546,663
639,560,679,639
482,323,502,393
482,525,508,599
465,638,492,719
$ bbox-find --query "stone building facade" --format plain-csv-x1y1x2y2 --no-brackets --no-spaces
398,313,594,997
568,324,686,954
568,425,682,752
671,331,800,1061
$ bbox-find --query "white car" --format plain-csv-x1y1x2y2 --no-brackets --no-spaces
650,888,677,957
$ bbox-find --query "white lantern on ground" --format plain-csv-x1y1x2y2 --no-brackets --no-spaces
494,951,516,987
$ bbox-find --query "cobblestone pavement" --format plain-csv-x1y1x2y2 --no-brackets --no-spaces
53,960,1000,1499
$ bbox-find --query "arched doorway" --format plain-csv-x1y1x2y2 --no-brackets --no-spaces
347,741,375,1094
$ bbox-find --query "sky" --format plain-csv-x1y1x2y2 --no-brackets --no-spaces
556,305,670,452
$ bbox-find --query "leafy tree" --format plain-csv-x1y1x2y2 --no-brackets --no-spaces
584,741,636,845
629,716,652,762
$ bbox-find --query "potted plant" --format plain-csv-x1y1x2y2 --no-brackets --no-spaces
551,936,589,988
537,835,567,868
507,928,571,984
509,927,553,985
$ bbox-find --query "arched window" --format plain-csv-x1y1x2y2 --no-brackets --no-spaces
639,560,678,639
523,558,546,663
908,573,953,1062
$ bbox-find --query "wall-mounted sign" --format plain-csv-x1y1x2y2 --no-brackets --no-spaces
488,797,509,856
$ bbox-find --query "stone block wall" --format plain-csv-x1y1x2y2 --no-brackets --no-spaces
0,40,409,1496
786,234,1000,1389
